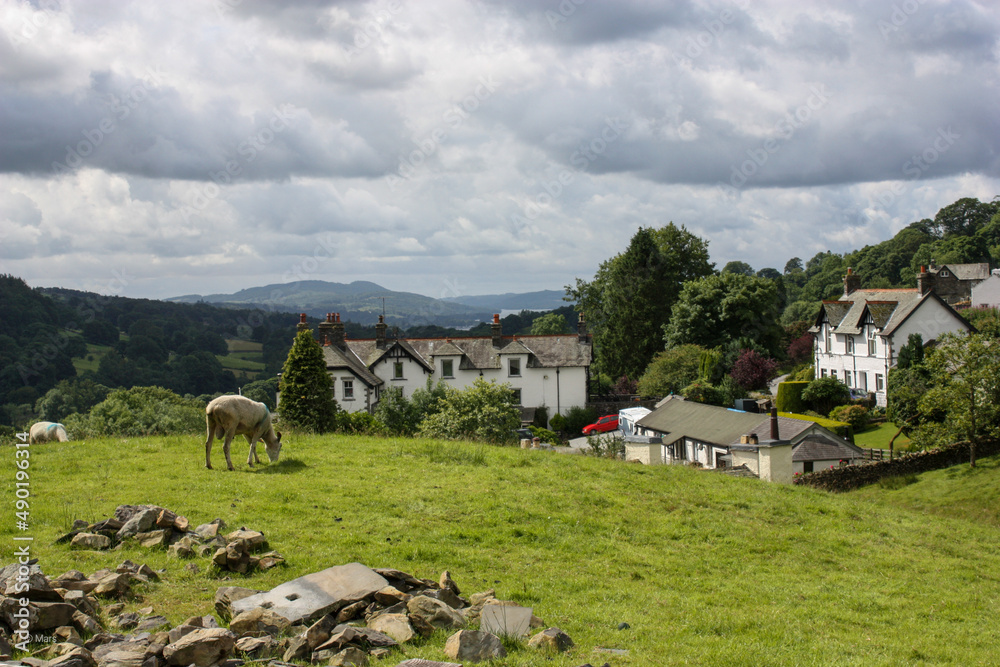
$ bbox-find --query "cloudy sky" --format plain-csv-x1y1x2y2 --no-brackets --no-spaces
2,0,998,302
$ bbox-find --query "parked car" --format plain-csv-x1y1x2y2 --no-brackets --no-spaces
511,428,533,442
582,414,619,435
848,388,870,400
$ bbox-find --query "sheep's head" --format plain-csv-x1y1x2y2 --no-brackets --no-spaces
265,431,282,462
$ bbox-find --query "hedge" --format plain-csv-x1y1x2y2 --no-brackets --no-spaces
778,411,853,441
775,381,809,414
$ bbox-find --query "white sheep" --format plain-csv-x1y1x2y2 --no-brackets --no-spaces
204,395,282,471
29,421,69,444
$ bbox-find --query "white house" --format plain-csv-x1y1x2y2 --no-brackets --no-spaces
810,268,974,407
632,396,857,476
293,312,592,423
971,269,1000,308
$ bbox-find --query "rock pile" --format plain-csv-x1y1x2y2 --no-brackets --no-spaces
59,505,284,575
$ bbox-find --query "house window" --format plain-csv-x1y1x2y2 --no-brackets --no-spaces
343,379,354,400
825,327,832,352
803,461,814,473
441,359,454,377
868,337,877,356
509,358,521,377
846,336,854,355
393,362,404,380
845,371,853,387
941,270,950,277
820,368,827,378
875,373,884,391
512,388,522,404
831,369,837,379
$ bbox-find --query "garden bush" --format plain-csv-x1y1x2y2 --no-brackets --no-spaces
829,404,870,431
67,386,205,437
775,381,809,413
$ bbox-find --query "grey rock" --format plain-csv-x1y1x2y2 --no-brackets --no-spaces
392,660,463,667
479,604,532,638
444,630,506,663
116,508,162,541
527,627,574,652
71,534,111,551
335,600,368,624
213,587,262,622
33,603,80,630
327,647,367,667
421,588,464,610
405,596,466,637
228,607,290,637
162,628,236,667
438,571,460,596
135,617,169,633
96,649,146,667
113,613,140,630
49,647,96,667
304,614,338,650
72,610,102,635
234,636,274,658
281,636,309,662
366,613,416,644
230,563,388,625
373,586,410,606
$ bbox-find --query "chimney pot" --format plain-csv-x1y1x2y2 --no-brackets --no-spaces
769,407,779,441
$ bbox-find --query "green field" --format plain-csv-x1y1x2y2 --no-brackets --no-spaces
71,343,115,375
4,434,999,666
853,421,912,451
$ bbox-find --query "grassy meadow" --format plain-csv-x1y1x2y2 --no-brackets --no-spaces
3,433,1000,666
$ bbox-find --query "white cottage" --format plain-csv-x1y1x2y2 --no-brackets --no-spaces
299,312,592,424
809,268,974,407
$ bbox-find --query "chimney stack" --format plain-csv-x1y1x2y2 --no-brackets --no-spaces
317,313,334,346
843,267,861,297
330,312,346,348
769,407,779,441
297,313,310,334
578,311,589,342
917,265,934,296
491,314,503,348
376,314,387,349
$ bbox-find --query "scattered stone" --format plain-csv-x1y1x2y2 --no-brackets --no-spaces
229,607,291,637
257,552,285,571
184,563,200,574
72,610,102,635
392,660,462,667
135,616,169,632
366,614,415,644
214,587,262,622
234,636,274,659
36,641,83,660
593,647,628,656
167,625,201,645
617,621,630,630
193,520,225,539
230,564,389,625
327,647,368,667
92,575,131,599
438,571,460,596
162,628,236,667
281,636,310,662
224,530,267,551
422,588,464,610
71,534,111,550
335,600,368,624
49,646,97,667
113,613,141,630
33,602,79,630
406,596,466,637
479,604,532,638
54,626,83,645
72,519,91,530
116,507,163,541
527,627,574,652
374,586,411,606
444,630,506,663
305,614,339,650
134,530,171,549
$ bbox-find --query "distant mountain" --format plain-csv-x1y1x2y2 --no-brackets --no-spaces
442,289,569,312
167,280,492,328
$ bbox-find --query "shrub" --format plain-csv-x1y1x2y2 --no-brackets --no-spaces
533,405,549,430
789,364,815,382
778,411,853,440
729,349,779,391
337,411,385,435
563,406,598,435
71,386,205,437
829,404,870,431
638,345,704,397
801,377,850,415
682,380,723,406
374,386,418,436
528,425,562,444
241,376,280,411
279,330,339,432
418,378,520,444
549,413,567,432
775,381,809,413
585,432,624,458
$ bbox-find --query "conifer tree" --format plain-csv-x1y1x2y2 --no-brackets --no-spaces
279,330,338,432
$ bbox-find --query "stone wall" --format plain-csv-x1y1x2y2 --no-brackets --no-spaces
793,439,1000,492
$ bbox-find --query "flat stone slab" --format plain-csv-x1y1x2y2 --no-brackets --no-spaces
394,660,463,667
231,563,388,624
480,604,533,637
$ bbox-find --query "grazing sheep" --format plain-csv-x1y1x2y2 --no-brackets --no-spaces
204,395,282,471
29,421,69,444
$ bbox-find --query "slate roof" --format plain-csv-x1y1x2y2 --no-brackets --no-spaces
935,263,990,281
810,289,925,336
322,343,383,388
792,436,864,462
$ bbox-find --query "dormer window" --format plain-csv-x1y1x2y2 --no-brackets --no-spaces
509,358,521,377
940,270,950,277
441,359,454,377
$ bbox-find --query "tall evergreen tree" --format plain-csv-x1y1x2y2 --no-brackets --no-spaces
278,330,338,432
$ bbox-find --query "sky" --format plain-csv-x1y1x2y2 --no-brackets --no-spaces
1,0,999,303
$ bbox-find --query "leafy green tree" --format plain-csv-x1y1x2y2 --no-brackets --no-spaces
567,223,713,381
664,273,783,356
729,349,779,391
682,380,723,406
896,333,924,370
637,344,704,396
784,257,803,274
279,330,338,432
34,378,110,422
930,197,998,238
417,377,520,443
919,332,1000,466
801,376,850,415
756,267,782,280
83,319,120,346
66,386,204,437
374,386,418,436
886,366,931,431
241,376,280,410
530,312,569,335
722,261,754,276
563,405,598,435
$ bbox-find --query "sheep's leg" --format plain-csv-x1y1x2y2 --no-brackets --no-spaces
223,430,236,471
246,434,257,467
204,418,215,469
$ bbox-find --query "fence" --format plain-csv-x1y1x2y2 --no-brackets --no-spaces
861,448,890,461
